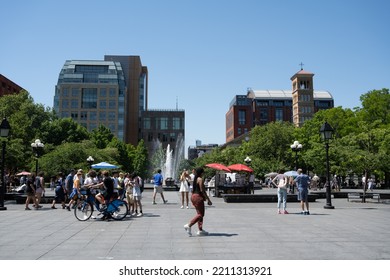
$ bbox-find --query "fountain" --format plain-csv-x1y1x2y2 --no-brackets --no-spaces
151,133,185,184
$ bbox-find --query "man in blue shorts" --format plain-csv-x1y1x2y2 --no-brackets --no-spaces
152,169,167,204
294,169,311,215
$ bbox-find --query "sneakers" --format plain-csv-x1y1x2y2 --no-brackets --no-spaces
152,201,157,205
278,210,281,214
180,205,184,209
163,200,168,204
283,210,289,214
137,213,143,217
197,230,209,236
301,211,310,215
184,224,192,236
25,207,31,210
186,206,189,209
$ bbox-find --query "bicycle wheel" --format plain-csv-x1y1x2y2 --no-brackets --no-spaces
108,199,128,220
74,200,93,221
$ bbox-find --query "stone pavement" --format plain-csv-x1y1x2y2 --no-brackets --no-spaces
0,187,389,260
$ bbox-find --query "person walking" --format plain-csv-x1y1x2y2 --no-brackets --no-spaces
272,169,288,214
152,169,167,204
66,169,83,211
51,172,66,209
25,174,36,210
184,167,212,236
179,169,190,209
294,168,311,215
131,172,143,217
34,171,45,209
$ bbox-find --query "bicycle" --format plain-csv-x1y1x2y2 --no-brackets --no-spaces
74,187,128,221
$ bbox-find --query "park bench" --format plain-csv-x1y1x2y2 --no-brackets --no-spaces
347,192,380,202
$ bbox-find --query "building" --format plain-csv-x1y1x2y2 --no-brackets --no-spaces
0,74,24,97
141,109,185,158
188,142,219,160
54,55,185,159
226,69,334,142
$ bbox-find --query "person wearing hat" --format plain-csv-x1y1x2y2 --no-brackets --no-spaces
66,169,84,211
294,169,311,215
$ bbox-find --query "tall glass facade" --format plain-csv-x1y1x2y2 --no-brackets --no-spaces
54,60,126,140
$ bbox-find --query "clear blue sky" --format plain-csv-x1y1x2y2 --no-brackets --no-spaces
1,0,389,148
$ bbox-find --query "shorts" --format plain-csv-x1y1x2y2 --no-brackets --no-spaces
154,185,163,194
69,189,79,200
297,188,308,202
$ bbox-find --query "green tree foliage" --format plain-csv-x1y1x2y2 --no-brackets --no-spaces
91,125,114,149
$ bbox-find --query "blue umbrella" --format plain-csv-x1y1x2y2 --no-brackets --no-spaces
91,162,119,169
284,170,298,177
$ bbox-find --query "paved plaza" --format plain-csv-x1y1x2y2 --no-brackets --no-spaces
0,187,389,260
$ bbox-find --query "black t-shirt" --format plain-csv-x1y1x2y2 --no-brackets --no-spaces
103,177,114,198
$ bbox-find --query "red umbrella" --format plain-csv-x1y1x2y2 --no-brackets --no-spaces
205,163,231,172
227,164,253,173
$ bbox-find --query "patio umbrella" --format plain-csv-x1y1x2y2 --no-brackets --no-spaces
284,170,298,177
205,163,231,172
264,172,278,178
91,162,119,169
227,163,253,173
16,171,31,176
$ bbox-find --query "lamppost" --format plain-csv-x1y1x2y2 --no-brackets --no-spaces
87,156,94,169
31,139,44,175
0,117,11,211
244,156,253,194
290,140,303,170
320,121,335,209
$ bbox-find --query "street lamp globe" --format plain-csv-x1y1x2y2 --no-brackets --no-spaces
87,156,94,168
244,156,252,165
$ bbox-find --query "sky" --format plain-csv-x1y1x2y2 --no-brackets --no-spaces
1,0,389,149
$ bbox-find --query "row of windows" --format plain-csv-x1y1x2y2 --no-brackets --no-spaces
61,99,118,109
255,100,293,107
145,132,178,142
62,87,118,98
62,111,117,121
143,117,184,130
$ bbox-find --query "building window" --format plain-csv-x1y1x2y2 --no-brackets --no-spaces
72,88,79,97
90,111,97,120
148,132,154,142
238,110,246,125
80,111,88,120
170,133,176,142
144,117,151,129
275,108,283,121
172,117,182,130
71,99,78,108
100,88,106,97
108,112,116,121
99,111,106,121
71,112,78,120
81,88,97,108
61,100,69,109
260,108,268,121
157,117,168,130
62,88,69,97
99,100,106,109
109,100,116,109
109,88,116,97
